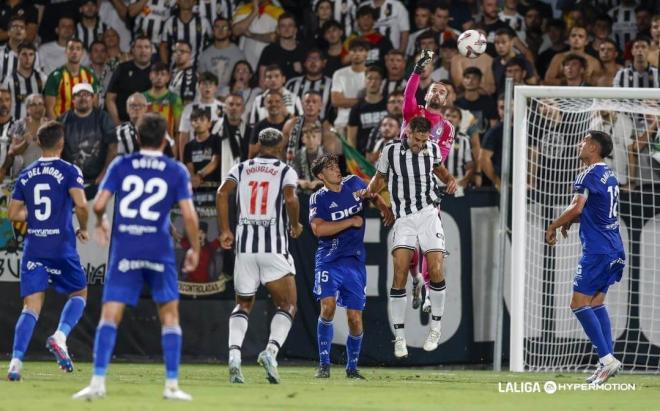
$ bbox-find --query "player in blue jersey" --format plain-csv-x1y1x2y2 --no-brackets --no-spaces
545,130,625,385
6,121,89,381
309,154,393,379
73,113,201,401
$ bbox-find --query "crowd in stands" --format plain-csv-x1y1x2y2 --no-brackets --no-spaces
0,0,659,201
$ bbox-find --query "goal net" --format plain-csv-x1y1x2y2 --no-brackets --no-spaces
510,86,660,373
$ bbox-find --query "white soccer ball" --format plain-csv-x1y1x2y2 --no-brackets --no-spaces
457,30,487,59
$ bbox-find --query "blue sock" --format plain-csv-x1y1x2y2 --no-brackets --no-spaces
93,320,118,377
592,305,613,354
162,325,182,380
346,333,363,371
12,309,38,360
317,317,333,366
57,296,86,337
573,305,609,358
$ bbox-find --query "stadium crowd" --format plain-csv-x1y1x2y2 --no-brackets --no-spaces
0,0,658,199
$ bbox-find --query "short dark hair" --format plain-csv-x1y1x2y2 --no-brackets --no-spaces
547,18,566,31
278,12,296,24
409,116,431,134
150,62,169,73
348,38,370,51
439,38,457,49
356,5,377,19
495,27,515,38
632,35,652,47
387,90,403,100
599,38,619,51
386,49,406,58
594,13,613,27
463,66,482,78
311,153,339,178
137,113,167,148
366,64,384,78
562,53,587,68
88,40,105,52
381,114,401,126
37,121,64,149
321,19,342,33
198,71,219,85
264,64,283,75
190,107,211,121
174,39,192,50
9,15,27,26
303,89,322,99
18,42,37,53
132,34,151,46
66,38,84,48
588,130,613,158
505,57,526,70
305,47,324,60
443,106,462,120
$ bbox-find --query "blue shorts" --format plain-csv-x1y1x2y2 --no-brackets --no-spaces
20,255,87,298
573,251,625,295
314,256,366,311
103,258,179,306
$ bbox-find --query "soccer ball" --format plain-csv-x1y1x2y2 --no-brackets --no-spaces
457,30,487,59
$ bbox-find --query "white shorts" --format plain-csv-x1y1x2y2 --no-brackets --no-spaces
392,205,446,254
234,253,296,296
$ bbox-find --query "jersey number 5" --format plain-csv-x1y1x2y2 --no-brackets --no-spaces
119,175,168,220
248,181,269,215
34,183,51,221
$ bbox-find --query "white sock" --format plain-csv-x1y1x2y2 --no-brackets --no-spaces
389,288,407,339
228,307,249,355
266,310,293,359
165,378,178,390
53,330,67,344
90,375,106,388
229,348,241,364
429,280,446,330
600,353,616,365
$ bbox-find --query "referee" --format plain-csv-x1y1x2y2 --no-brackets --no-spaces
365,116,456,359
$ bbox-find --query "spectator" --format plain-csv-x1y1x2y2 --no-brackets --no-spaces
594,39,622,87
648,14,659,67
0,0,38,44
456,67,498,136
248,90,291,158
197,0,234,28
283,90,329,163
0,16,41,80
88,41,112,109
248,64,302,127
312,0,357,37
480,95,506,190
58,82,116,198
129,0,173,47
0,88,15,180
232,0,284,70
76,0,109,49
442,106,474,189
102,27,130,68
179,72,225,150
609,0,638,50
477,0,511,44
366,114,399,164
144,62,183,152
523,5,544,55
321,20,346,76
43,38,99,120
184,108,221,200
406,3,459,59
345,5,393,66
257,13,305,87
98,1,132,53
305,0,334,47
545,25,602,85
492,28,538,95
179,221,221,284
504,58,530,86
2,43,46,120
220,60,261,112
560,53,591,86
382,49,406,96
347,65,387,154
590,14,615,55
331,38,368,133
105,35,153,125
285,48,333,121
627,113,660,191
115,92,176,157
450,30,496,96
536,18,568,79
364,89,403,155
433,38,457,83
405,1,436,58
292,124,325,194
5,93,46,177
169,40,198,105
197,17,246,91
589,110,634,187
361,0,410,52
38,16,76,76
215,92,250,176
160,0,211,65
613,36,659,87
499,0,526,40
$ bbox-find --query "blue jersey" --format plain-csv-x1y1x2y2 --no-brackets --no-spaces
12,157,84,259
574,163,624,254
309,175,367,264
100,151,192,263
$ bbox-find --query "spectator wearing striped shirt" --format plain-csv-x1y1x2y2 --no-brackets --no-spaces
608,0,638,51
285,48,332,121
169,40,198,105
2,43,45,120
129,0,174,47
179,72,224,149
0,88,15,181
248,64,302,127
159,0,212,65
76,0,109,49
442,106,474,189
382,49,406,97
359,0,410,52
613,36,660,88
115,92,175,157
0,16,41,81
498,0,525,41
366,114,399,165
282,90,327,165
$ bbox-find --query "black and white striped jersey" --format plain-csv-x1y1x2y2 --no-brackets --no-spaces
132,0,174,45
444,131,473,181
312,0,358,36
179,99,225,136
376,139,443,218
248,88,303,126
608,4,638,50
197,0,234,27
169,67,197,102
285,75,332,120
613,66,660,88
381,77,405,97
226,156,299,254
2,69,46,119
116,121,175,155
76,20,110,49
0,118,16,170
160,15,212,63
358,0,409,49
0,46,41,81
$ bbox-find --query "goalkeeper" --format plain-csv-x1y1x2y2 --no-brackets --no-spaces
545,130,624,385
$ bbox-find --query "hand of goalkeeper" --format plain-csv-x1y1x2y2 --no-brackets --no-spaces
414,49,434,74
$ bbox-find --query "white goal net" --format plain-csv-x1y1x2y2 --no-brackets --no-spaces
510,86,660,373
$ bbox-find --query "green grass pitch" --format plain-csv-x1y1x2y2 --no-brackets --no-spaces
3,361,659,410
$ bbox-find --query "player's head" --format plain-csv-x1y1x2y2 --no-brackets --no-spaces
580,130,613,162
258,127,284,153
406,116,431,154
37,121,65,153
425,82,448,111
137,112,167,150
311,153,341,186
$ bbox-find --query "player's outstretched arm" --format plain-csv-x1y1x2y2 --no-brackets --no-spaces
69,187,89,242
545,194,587,246
366,171,386,197
216,179,237,250
283,186,303,239
433,164,457,195
179,198,200,273
7,199,27,222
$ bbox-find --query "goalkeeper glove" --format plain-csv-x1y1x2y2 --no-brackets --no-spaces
414,49,434,74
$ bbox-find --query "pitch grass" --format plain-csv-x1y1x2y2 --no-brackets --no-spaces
3,361,660,411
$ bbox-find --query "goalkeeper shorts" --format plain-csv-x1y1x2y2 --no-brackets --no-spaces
573,251,625,295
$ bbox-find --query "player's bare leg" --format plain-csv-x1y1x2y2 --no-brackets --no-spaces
571,291,620,385
8,292,45,381
345,309,365,380
158,300,191,400
424,251,446,352
391,248,414,358
316,296,336,378
228,294,255,383
47,288,87,374
73,302,126,400
259,274,297,384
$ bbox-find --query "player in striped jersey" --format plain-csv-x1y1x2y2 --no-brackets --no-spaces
0,16,42,81
285,49,332,121
129,0,174,46
2,43,46,120
160,0,212,65
76,0,110,49
217,127,303,384
365,116,456,358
